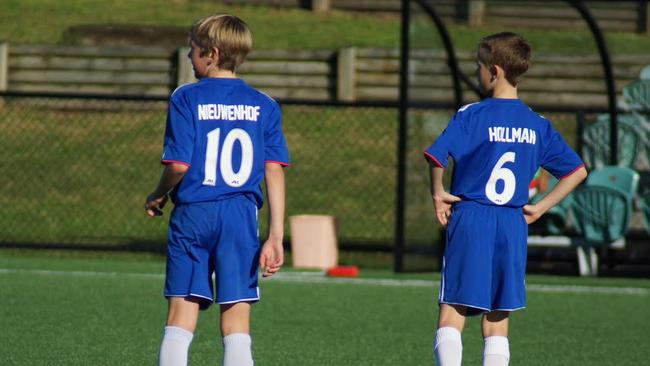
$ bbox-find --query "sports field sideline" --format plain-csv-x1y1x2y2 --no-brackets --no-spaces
1,250,649,366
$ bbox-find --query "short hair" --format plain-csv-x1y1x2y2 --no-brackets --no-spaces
477,32,531,87
190,14,252,72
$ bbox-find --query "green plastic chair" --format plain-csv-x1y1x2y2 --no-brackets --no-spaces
581,114,641,169
623,65,650,110
570,166,639,245
585,166,639,201
570,186,631,245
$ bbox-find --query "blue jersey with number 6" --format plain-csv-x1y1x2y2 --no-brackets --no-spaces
424,98,583,207
161,78,290,208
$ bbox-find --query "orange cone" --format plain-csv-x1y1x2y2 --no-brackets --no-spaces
326,265,359,278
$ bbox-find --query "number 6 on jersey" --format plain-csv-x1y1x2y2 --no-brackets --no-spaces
485,151,516,205
203,127,254,188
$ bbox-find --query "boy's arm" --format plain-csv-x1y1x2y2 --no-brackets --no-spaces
260,162,285,277
430,164,461,227
144,163,189,217
523,166,587,224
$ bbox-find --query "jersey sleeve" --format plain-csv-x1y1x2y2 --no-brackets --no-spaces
264,103,290,166
161,92,195,166
540,127,584,179
423,112,465,168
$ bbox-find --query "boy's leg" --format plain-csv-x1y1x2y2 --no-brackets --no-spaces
481,311,510,366
159,297,201,366
434,304,466,366
221,302,253,366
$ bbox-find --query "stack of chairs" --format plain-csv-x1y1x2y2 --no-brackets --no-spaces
570,166,639,245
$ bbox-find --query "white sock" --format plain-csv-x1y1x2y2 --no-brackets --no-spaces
483,336,510,366
158,326,194,366
223,333,254,366
434,326,462,366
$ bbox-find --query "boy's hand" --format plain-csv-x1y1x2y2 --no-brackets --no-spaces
433,191,461,227
259,237,284,277
144,193,168,217
523,204,544,224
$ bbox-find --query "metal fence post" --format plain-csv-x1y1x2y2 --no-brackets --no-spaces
176,47,196,87
395,0,411,273
639,0,649,35
337,47,357,102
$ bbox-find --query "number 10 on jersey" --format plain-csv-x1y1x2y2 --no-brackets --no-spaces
203,128,254,188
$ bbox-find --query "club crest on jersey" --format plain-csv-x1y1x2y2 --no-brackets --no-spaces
488,126,536,145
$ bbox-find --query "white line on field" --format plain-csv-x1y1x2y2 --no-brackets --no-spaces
1,268,648,296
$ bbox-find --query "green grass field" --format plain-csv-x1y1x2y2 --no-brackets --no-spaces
1,250,649,365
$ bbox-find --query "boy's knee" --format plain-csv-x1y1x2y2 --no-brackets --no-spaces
166,297,201,332
220,302,251,336
482,311,509,337
438,304,467,331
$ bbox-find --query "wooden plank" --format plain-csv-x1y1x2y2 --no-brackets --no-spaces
10,44,170,58
491,17,636,31
0,43,7,91
488,4,579,19
9,56,170,72
311,0,330,12
239,60,331,74
337,47,357,101
358,72,633,94
9,69,171,85
356,86,611,108
255,87,332,101
249,49,335,60
332,0,401,12
520,91,608,107
242,74,332,88
223,0,301,6
176,46,196,86
9,82,170,96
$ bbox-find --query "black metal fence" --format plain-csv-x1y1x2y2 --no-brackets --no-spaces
0,93,408,254
3,91,644,271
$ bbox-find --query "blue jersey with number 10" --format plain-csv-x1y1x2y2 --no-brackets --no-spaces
161,78,290,208
424,98,583,208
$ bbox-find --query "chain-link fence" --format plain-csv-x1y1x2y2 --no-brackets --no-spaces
1,92,603,271
0,94,410,254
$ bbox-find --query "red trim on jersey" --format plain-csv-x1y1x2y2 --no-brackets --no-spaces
424,152,445,169
560,164,586,179
161,160,191,167
265,160,290,167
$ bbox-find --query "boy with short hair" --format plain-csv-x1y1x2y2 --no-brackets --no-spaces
424,32,587,366
144,14,289,366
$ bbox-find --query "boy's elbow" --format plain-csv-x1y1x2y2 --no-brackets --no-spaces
265,162,285,174
167,162,190,176
576,166,588,182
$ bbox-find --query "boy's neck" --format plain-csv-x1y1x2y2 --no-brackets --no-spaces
491,81,518,99
205,68,237,79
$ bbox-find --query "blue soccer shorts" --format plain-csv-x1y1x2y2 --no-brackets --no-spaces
164,195,261,309
439,201,528,315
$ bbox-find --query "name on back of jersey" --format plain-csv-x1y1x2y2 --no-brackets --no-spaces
198,104,260,122
488,126,536,145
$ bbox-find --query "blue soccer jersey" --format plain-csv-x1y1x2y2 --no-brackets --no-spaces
424,98,583,207
161,78,290,208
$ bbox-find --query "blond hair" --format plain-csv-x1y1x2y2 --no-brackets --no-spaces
190,14,252,72
477,32,531,87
